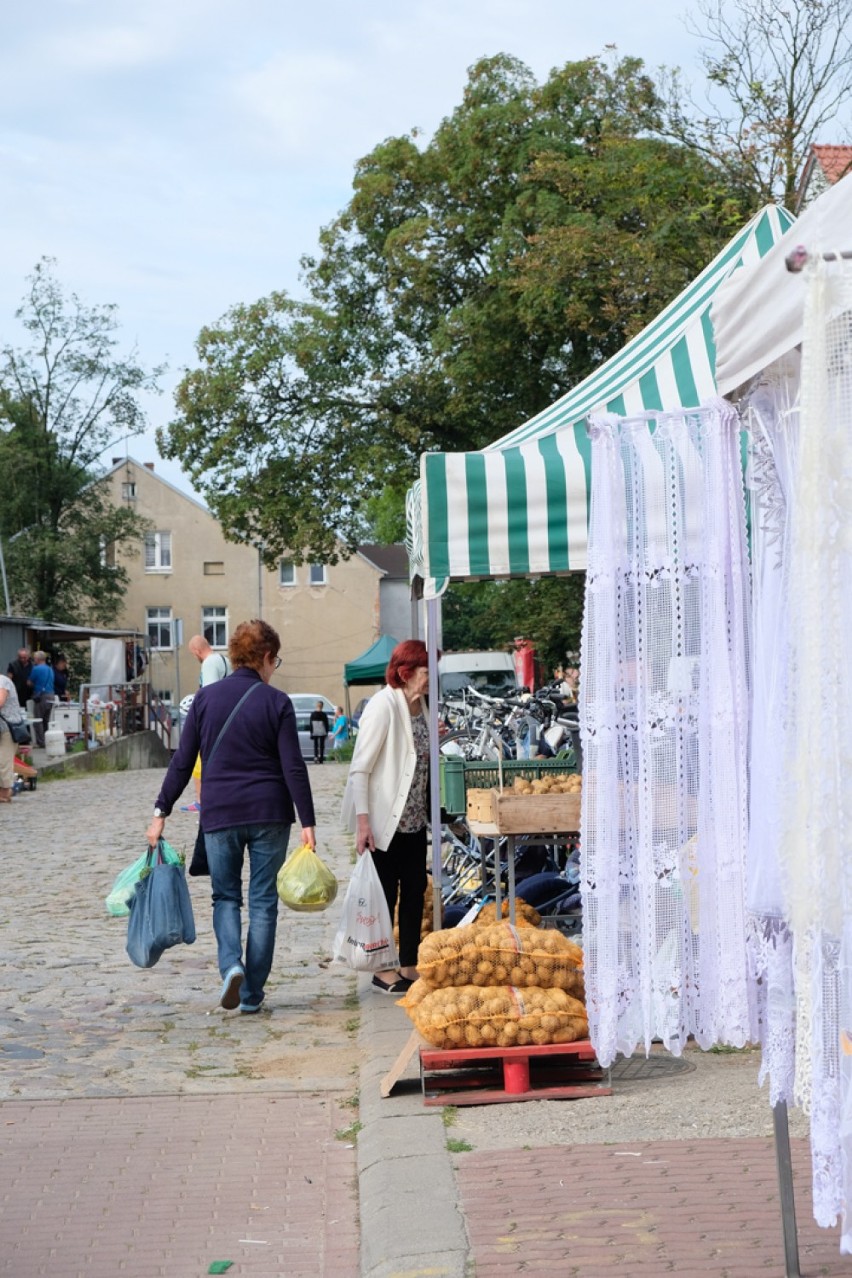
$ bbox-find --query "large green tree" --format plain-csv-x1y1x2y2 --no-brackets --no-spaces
161,52,755,566
0,260,162,622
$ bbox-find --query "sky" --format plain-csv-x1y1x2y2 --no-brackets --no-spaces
0,0,706,497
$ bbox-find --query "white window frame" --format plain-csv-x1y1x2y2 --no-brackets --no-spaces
144,531,172,572
202,606,228,649
147,607,173,651
279,559,297,587
308,562,327,586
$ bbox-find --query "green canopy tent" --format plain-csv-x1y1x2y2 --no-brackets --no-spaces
342,634,399,717
407,203,796,597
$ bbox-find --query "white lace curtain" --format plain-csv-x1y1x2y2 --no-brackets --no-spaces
579,401,755,1068
746,256,852,1250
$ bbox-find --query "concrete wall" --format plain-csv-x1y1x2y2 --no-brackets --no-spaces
39,730,171,777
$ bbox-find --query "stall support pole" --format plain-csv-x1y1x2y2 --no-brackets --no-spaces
772,1101,801,1277
426,596,443,932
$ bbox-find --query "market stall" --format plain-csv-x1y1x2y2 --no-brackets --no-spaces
392,202,796,1119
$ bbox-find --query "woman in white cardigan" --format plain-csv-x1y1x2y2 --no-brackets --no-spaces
342,639,431,993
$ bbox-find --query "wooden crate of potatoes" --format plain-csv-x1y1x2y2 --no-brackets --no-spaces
466,771,582,834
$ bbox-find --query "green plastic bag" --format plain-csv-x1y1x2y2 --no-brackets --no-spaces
106,838,183,917
276,843,338,912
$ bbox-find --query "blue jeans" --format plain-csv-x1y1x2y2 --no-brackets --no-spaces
204,823,291,1009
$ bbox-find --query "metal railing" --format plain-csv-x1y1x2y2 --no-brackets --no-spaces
78,682,172,751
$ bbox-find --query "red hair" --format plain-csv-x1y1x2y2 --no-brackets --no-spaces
229,619,280,671
386,639,433,688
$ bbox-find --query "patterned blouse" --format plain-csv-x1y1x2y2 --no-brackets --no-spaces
397,712,429,833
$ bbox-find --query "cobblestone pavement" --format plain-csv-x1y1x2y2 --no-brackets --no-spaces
0,763,361,1277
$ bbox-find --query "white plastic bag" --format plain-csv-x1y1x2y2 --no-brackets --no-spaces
332,851,399,972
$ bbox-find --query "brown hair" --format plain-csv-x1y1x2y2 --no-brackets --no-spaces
229,619,281,672
386,639,432,689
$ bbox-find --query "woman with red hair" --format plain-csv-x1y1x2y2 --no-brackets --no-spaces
342,639,432,992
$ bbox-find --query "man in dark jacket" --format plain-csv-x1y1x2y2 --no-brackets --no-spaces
6,648,32,707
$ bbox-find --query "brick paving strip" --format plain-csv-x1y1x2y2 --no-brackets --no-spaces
456,1136,845,1276
0,766,361,1277
0,1093,358,1278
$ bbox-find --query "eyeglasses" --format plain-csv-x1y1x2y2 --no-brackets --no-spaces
273,656,282,670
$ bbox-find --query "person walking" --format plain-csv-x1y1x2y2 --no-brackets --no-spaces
329,706,349,755
184,634,232,809
341,638,432,994
6,647,32,709
309,701,330,764
146,619,316,1014
0,672,26,803
29,651,55,748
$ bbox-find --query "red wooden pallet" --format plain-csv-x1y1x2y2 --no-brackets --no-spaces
419,1039,612,1106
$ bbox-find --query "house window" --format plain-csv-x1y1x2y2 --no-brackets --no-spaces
279,559,296,586
202,607,228,649
147,607,173,650
204,561,225,575
121,481,136,500
99,537,116,568
309,563,327,586
144,531,172,571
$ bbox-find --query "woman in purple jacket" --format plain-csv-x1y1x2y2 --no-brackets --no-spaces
147,619,316,1014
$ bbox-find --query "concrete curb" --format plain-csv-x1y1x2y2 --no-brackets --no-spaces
357,973,470,1277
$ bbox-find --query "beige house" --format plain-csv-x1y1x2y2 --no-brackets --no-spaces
104,458,416,708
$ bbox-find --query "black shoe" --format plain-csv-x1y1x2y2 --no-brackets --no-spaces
372,975,410,994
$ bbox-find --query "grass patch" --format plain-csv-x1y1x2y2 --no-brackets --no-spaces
343,985,359,1010
335,1120,363,1143
344,1016,360,1036
441,1105,459,1128
446,1138,473,1153
341,1092,360,1110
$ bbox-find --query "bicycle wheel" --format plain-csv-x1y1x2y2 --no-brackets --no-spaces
439,731,482,761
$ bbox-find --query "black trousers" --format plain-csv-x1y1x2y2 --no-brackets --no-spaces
372,826,428,967
312,735,326,762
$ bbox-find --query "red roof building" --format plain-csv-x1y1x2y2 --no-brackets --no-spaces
796,144,852,211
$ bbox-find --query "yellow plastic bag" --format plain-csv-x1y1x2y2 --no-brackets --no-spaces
276,843,338,912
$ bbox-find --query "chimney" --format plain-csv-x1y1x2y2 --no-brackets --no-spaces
144,462,155,471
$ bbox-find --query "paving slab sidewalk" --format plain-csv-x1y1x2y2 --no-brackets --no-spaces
356,968,846,1277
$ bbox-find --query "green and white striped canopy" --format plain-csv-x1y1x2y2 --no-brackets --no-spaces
408,204,796,596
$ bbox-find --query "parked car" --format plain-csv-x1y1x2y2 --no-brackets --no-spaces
289,693,336,759
351,697,371,731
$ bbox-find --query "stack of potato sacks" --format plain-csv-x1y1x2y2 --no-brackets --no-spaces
401,900,588,1050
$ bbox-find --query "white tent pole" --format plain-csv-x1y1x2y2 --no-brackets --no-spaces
426,595,443,931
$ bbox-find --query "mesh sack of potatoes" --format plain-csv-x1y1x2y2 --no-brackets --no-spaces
416,922,584,995
474,898,541,927
394,875,437,947
407,983,589,1049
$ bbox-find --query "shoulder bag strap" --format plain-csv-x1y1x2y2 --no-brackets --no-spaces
206,681,262,769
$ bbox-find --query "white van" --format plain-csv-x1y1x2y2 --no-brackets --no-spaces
438,651,519,699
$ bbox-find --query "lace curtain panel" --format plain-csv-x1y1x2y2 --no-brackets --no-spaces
579,401,755,1069
751,256,852,1248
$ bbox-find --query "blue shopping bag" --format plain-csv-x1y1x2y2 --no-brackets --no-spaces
126,840,196,968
